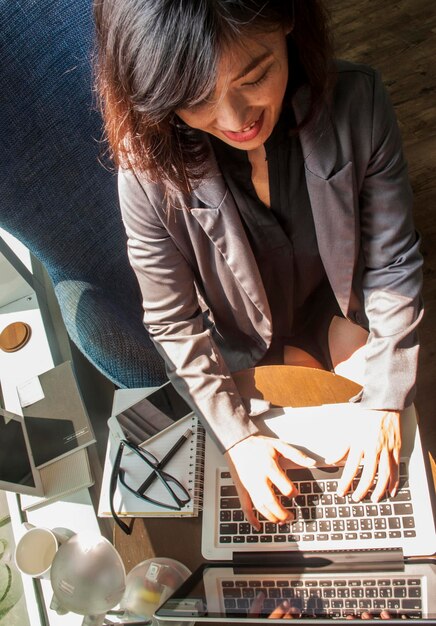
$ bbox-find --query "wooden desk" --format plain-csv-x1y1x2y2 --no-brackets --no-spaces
114,365,436,572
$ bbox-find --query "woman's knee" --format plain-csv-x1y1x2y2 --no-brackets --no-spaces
328,316,368,384
283,345,325,370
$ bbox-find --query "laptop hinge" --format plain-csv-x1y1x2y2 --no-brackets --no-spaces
233,548,405,572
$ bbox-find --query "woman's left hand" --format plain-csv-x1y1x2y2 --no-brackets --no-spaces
325,409,401,502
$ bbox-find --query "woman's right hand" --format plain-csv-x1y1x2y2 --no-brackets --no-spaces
224,435,316,528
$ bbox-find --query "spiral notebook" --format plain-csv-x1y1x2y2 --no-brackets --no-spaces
98,412,205,518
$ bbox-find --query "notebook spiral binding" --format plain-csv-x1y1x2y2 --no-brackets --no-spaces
193,416,206,514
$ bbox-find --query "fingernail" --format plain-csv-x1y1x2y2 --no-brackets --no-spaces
352,493,361,502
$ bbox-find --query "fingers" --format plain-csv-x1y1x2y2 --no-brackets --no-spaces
248,591,265,617
238,484,259,529
337,447,363,496
268,600,300,619
325,446,349,466
274,440,316,468
370,448,390,502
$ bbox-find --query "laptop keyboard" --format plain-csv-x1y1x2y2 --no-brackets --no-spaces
221,575,423,619
218,462,415,545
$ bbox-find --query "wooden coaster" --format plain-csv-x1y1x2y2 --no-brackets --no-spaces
0,322,32,353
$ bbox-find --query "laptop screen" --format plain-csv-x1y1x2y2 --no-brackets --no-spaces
155,562,436,623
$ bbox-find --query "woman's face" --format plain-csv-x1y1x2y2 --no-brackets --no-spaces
176,27,290,151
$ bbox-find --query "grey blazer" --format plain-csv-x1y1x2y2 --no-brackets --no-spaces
119,61,423,452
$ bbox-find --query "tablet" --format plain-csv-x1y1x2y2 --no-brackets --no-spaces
0,408,44,495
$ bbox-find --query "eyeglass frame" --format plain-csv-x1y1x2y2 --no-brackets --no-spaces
109,439,191,535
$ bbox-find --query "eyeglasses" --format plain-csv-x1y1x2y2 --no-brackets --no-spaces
109,439,191,535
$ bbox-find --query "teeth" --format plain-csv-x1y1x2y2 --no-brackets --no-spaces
241,121,256,132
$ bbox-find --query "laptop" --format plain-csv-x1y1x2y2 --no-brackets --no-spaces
155,404,436,622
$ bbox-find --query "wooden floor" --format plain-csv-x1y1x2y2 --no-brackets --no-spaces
328,0,436,459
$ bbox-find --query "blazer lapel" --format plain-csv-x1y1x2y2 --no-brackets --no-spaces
293,86,357,315
191,145,272,339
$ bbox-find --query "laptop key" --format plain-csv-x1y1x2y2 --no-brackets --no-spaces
246,536,259,543
220,497,240,509
360,532,373,540
404,530,416,537
220,523,237,534
389,530,402,538
374,518,387,529
402,599,422,610
316,534,329,541
233,510,244,521
219,536,231,543
408,587,421,598
265,523,277,533
351,588,364,598
260,535,272,542
220,511,231,521
345,533,358,540
273,535,286,542
359,599,372,609
221,485,238,496
402,516,415,528
379,504,392,515
338,506,351,517
321,494,333,505
392,489,412,502
352,505,364,516
319,520,331,532
393,502,413,515
365,504,379,516
360,519,373,530
223,588,242,598
387,599,401,609
324,588,336,598
239,523,251,534
233,536,245,543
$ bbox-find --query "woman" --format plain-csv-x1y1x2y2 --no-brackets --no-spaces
93,0,423,530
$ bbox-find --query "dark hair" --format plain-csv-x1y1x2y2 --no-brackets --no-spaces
93,0,334,195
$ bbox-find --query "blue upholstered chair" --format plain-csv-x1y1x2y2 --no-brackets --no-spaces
0,0,166,387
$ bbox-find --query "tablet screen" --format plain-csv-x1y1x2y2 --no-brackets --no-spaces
115,382,193,445
0,416,35,487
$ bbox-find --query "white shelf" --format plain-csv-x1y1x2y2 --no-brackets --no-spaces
0,236,102,626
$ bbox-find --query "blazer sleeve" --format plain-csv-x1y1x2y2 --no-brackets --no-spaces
118,167,260,451
355,69,423,410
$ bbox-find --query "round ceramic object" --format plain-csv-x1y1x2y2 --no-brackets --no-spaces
0,322,31,352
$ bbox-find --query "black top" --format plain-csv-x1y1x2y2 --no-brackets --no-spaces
210,108,341,367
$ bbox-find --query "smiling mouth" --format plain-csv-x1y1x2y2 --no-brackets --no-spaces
221,111,265,143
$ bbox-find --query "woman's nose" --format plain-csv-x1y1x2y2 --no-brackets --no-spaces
215,92,250,131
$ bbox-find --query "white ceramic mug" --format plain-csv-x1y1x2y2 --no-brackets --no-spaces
14,523,71,580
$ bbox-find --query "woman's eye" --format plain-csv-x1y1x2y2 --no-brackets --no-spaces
244,65,272,88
